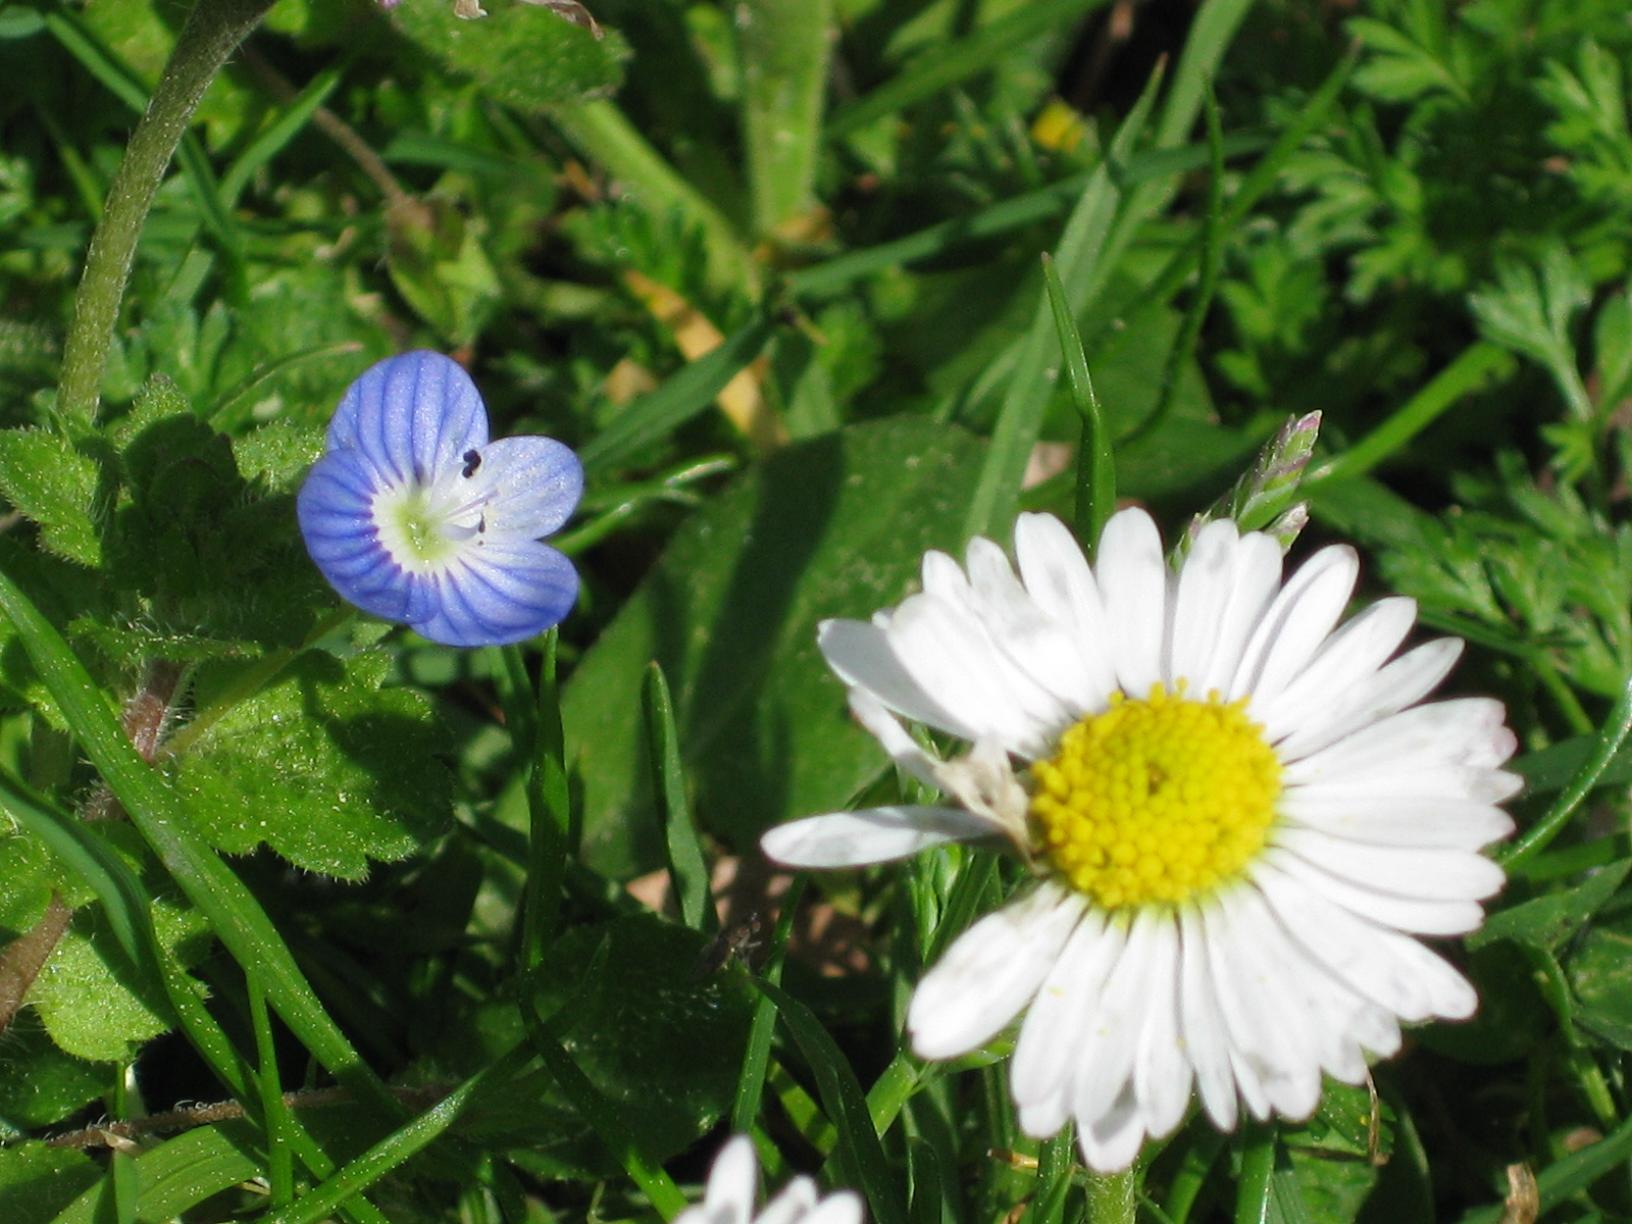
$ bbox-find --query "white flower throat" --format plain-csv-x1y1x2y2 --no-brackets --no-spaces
373,447,501,572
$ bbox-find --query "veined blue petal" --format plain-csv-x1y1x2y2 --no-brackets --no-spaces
298,450,416,620
470,436,584,540
410,540,578,646
328,351,488,485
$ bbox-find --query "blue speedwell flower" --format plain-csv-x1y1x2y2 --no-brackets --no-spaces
297,351,583,647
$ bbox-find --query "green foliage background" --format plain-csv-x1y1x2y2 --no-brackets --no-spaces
0,0,1629,1219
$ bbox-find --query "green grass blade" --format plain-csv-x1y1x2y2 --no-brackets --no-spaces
786,132,1267,298
864,1050,922,1136
0,569,394,1116
520,999,688,1218
739,0,831,234
247,972,296,1208
643,662,715,933
1234,1126,1276,1224
1152,0,1257,152
1500,670,1632,872
533,633,573,960
262,1044,537,1224
1128,85,1226,445
828,0,1112,138
219,63,344,208
578,314,775,474
756,979,907,1224
730,875,804,1133
208,340,365,429
962,65,1163,540
1041,253,1113,553
1021,1129,1077,1224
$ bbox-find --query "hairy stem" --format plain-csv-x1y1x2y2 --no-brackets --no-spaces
45,1083,452,1150
57,0,275,427
0,895,73,1035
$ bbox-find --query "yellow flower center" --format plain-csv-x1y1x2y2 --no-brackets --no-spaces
1029,685,1281,910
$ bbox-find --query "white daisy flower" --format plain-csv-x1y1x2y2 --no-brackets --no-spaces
760,508,1519,1173
678,1135,863,1224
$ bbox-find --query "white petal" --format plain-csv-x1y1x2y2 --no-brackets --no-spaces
760,808,996,868
682,1135,754,1224
1289,762,1523,807
1281,790,1515,850
1202,892,1322,1119
909,884,1086,1059
802,1193,865,1224
1012,912,1123,1137
1274,826,1507,902
1231,544,1358,705
1013,513,1120,701
1233,885,1386,1085
1258,597,1417,742
1077,1079,1147,1173
1199,532,1284,698
1178,905,1238,1130
1131,913,1191,1138
846,689,939,790
818,619,976,740
920,548,967,598
1095,508,1169,697
1072,914,1162,1128
1261,845,1487,936
963,537,1101,715
1168,520,1243,691
758,1179,818,1224
1285,698,1517,785
1253,861,1477,1021
1274,637,1463,762
884,594,1055,756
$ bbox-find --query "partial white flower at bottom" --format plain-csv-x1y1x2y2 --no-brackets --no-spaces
761,508,1520,1172
677,1135,863,1224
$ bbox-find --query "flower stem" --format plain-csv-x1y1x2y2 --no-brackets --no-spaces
56,0,274,427
1086,1167,1138,1224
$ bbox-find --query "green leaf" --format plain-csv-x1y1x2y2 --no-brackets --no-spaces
0,819,79,931
0,1013,107,1128
0,1143,99,1224
0,429,104,567
496,914,754,1174
169,651,453,880
1470,860,1632,951
30,893,209,1062
564,416,988,878
1569,916,1632,1050
49,1122,265,1224
390,1,625,110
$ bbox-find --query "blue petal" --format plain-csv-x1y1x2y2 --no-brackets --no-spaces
471,436,584,540
410,540,579,646
327,351,488,485
297,450,421,621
